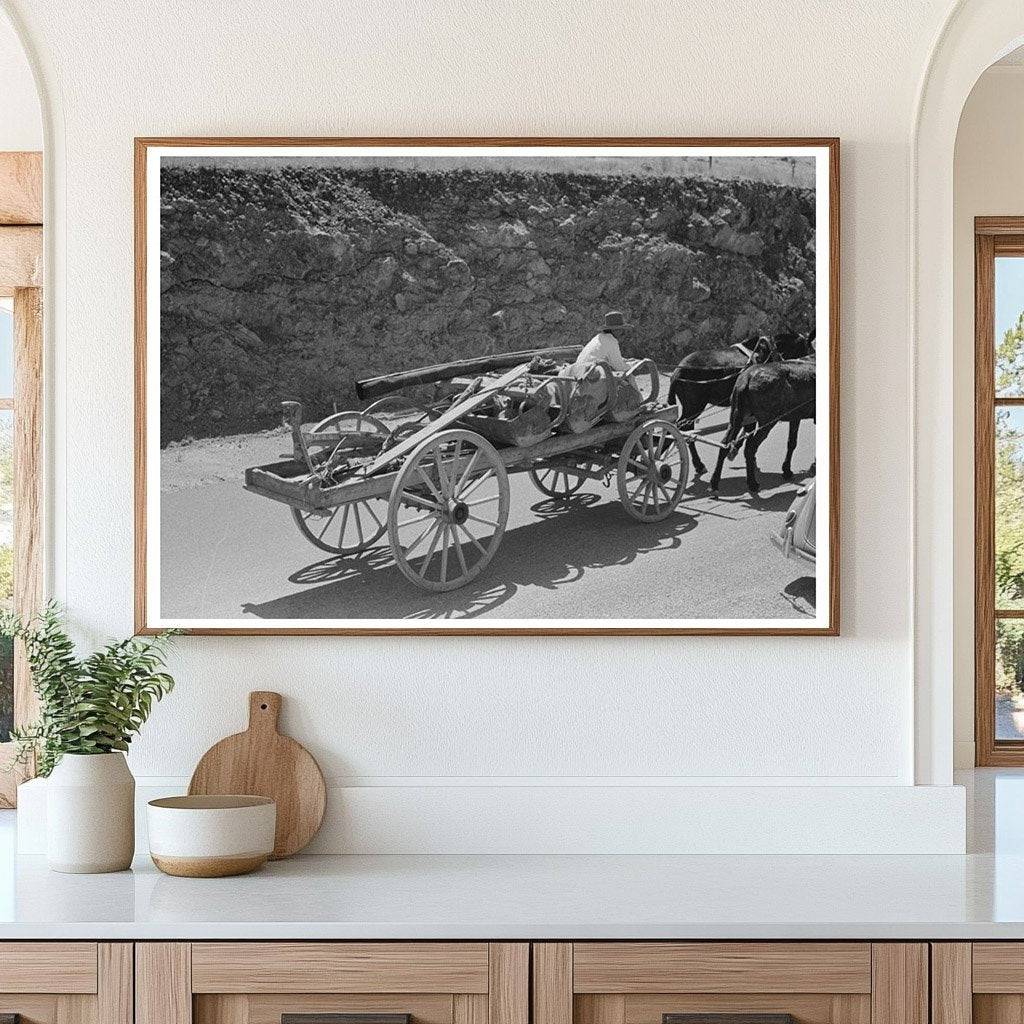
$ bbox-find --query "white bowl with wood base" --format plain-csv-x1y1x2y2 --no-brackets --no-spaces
147,795,276,877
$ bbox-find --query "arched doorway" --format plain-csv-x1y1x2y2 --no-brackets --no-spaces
914,0,1024,785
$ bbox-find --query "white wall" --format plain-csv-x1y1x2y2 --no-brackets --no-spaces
0,8,39,151
952,65,1024,767
1,0,973,851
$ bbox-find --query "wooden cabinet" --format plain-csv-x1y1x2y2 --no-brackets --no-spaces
136,943,528,1024
532,944,928,1024
0,943,132,1024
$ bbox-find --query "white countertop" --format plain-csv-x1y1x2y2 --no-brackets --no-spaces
1,769,1021,941
1,849,1023,940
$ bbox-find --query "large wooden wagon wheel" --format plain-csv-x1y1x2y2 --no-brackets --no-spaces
616,420,690,522
291,411,390,554
387,429,510,592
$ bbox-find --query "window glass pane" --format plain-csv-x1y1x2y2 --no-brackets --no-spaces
0,299,11,399
997,407,1024,610
996,256,1024,396
0,405,11,742
998,620,1024,740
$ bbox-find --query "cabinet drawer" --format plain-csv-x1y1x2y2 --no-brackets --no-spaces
139,942,528,1024
191,943,490,993
0,942,98,993
535,943,925,1024
572,943,872,994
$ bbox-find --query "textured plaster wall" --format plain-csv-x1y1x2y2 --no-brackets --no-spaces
1,0,960,800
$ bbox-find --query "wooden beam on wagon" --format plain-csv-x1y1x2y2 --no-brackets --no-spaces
354,345,582,401
0,153,43,225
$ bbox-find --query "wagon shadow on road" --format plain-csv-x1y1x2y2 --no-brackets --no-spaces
688,467,813,515
242,500,699,621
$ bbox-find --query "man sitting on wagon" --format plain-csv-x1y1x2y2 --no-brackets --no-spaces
568,310,632,377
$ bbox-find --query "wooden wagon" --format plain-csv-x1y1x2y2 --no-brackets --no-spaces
243,346,692,592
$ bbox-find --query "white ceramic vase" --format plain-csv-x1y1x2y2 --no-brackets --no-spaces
46,752,135,873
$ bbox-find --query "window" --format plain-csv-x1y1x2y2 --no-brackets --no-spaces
0,287,42,804
0,151,43,805
0,299,11,744
975,220,1024,764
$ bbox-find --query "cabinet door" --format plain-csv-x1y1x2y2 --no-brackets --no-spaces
137,943,528,1024
534,944,927,1024
0,942,132,1024
935,943,1024,1024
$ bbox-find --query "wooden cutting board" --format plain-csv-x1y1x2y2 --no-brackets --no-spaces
188,691,326,859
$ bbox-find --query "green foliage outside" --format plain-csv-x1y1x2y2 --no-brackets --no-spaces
0,603,178,776
996,313,1024,694
0,633,11,743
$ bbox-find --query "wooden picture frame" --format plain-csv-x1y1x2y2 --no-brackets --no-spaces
135,137,840,636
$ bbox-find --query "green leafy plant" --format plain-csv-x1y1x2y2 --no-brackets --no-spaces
0,603,178,776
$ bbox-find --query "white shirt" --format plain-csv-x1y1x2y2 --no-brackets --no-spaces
570,331,628,376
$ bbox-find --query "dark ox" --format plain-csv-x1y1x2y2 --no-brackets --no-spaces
709,359,816,495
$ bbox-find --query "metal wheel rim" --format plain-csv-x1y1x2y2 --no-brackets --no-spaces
616,420,690,522
387,429,510,592
528,464,587,497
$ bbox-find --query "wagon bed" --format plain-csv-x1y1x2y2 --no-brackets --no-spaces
244,404,678,514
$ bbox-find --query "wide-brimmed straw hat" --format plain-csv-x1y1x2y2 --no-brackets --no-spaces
603,310,633,331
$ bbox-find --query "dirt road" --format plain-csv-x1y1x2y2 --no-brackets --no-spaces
159,408,817,623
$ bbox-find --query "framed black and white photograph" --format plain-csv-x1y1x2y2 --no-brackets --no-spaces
135,137,839,635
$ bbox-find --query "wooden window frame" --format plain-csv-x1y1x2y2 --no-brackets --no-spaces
0,151,43,806
975,216,1024,765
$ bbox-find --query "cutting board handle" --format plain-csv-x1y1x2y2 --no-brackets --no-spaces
248,691,282,734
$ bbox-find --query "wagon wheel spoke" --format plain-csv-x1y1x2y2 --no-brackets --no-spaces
459,468,495,501
458,523,488,558
415,520,445,579
362,501,385,530
455,448,481,493
399,511,435,529
435,447,452,500
404,517,439,558
453,527,470,577
417,466,446,505
315,506,341,541
353,504,365,548
438,524,451,584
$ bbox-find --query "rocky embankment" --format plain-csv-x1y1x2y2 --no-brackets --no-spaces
159,163,815,442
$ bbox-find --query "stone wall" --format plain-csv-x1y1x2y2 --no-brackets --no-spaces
159,164,815,442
